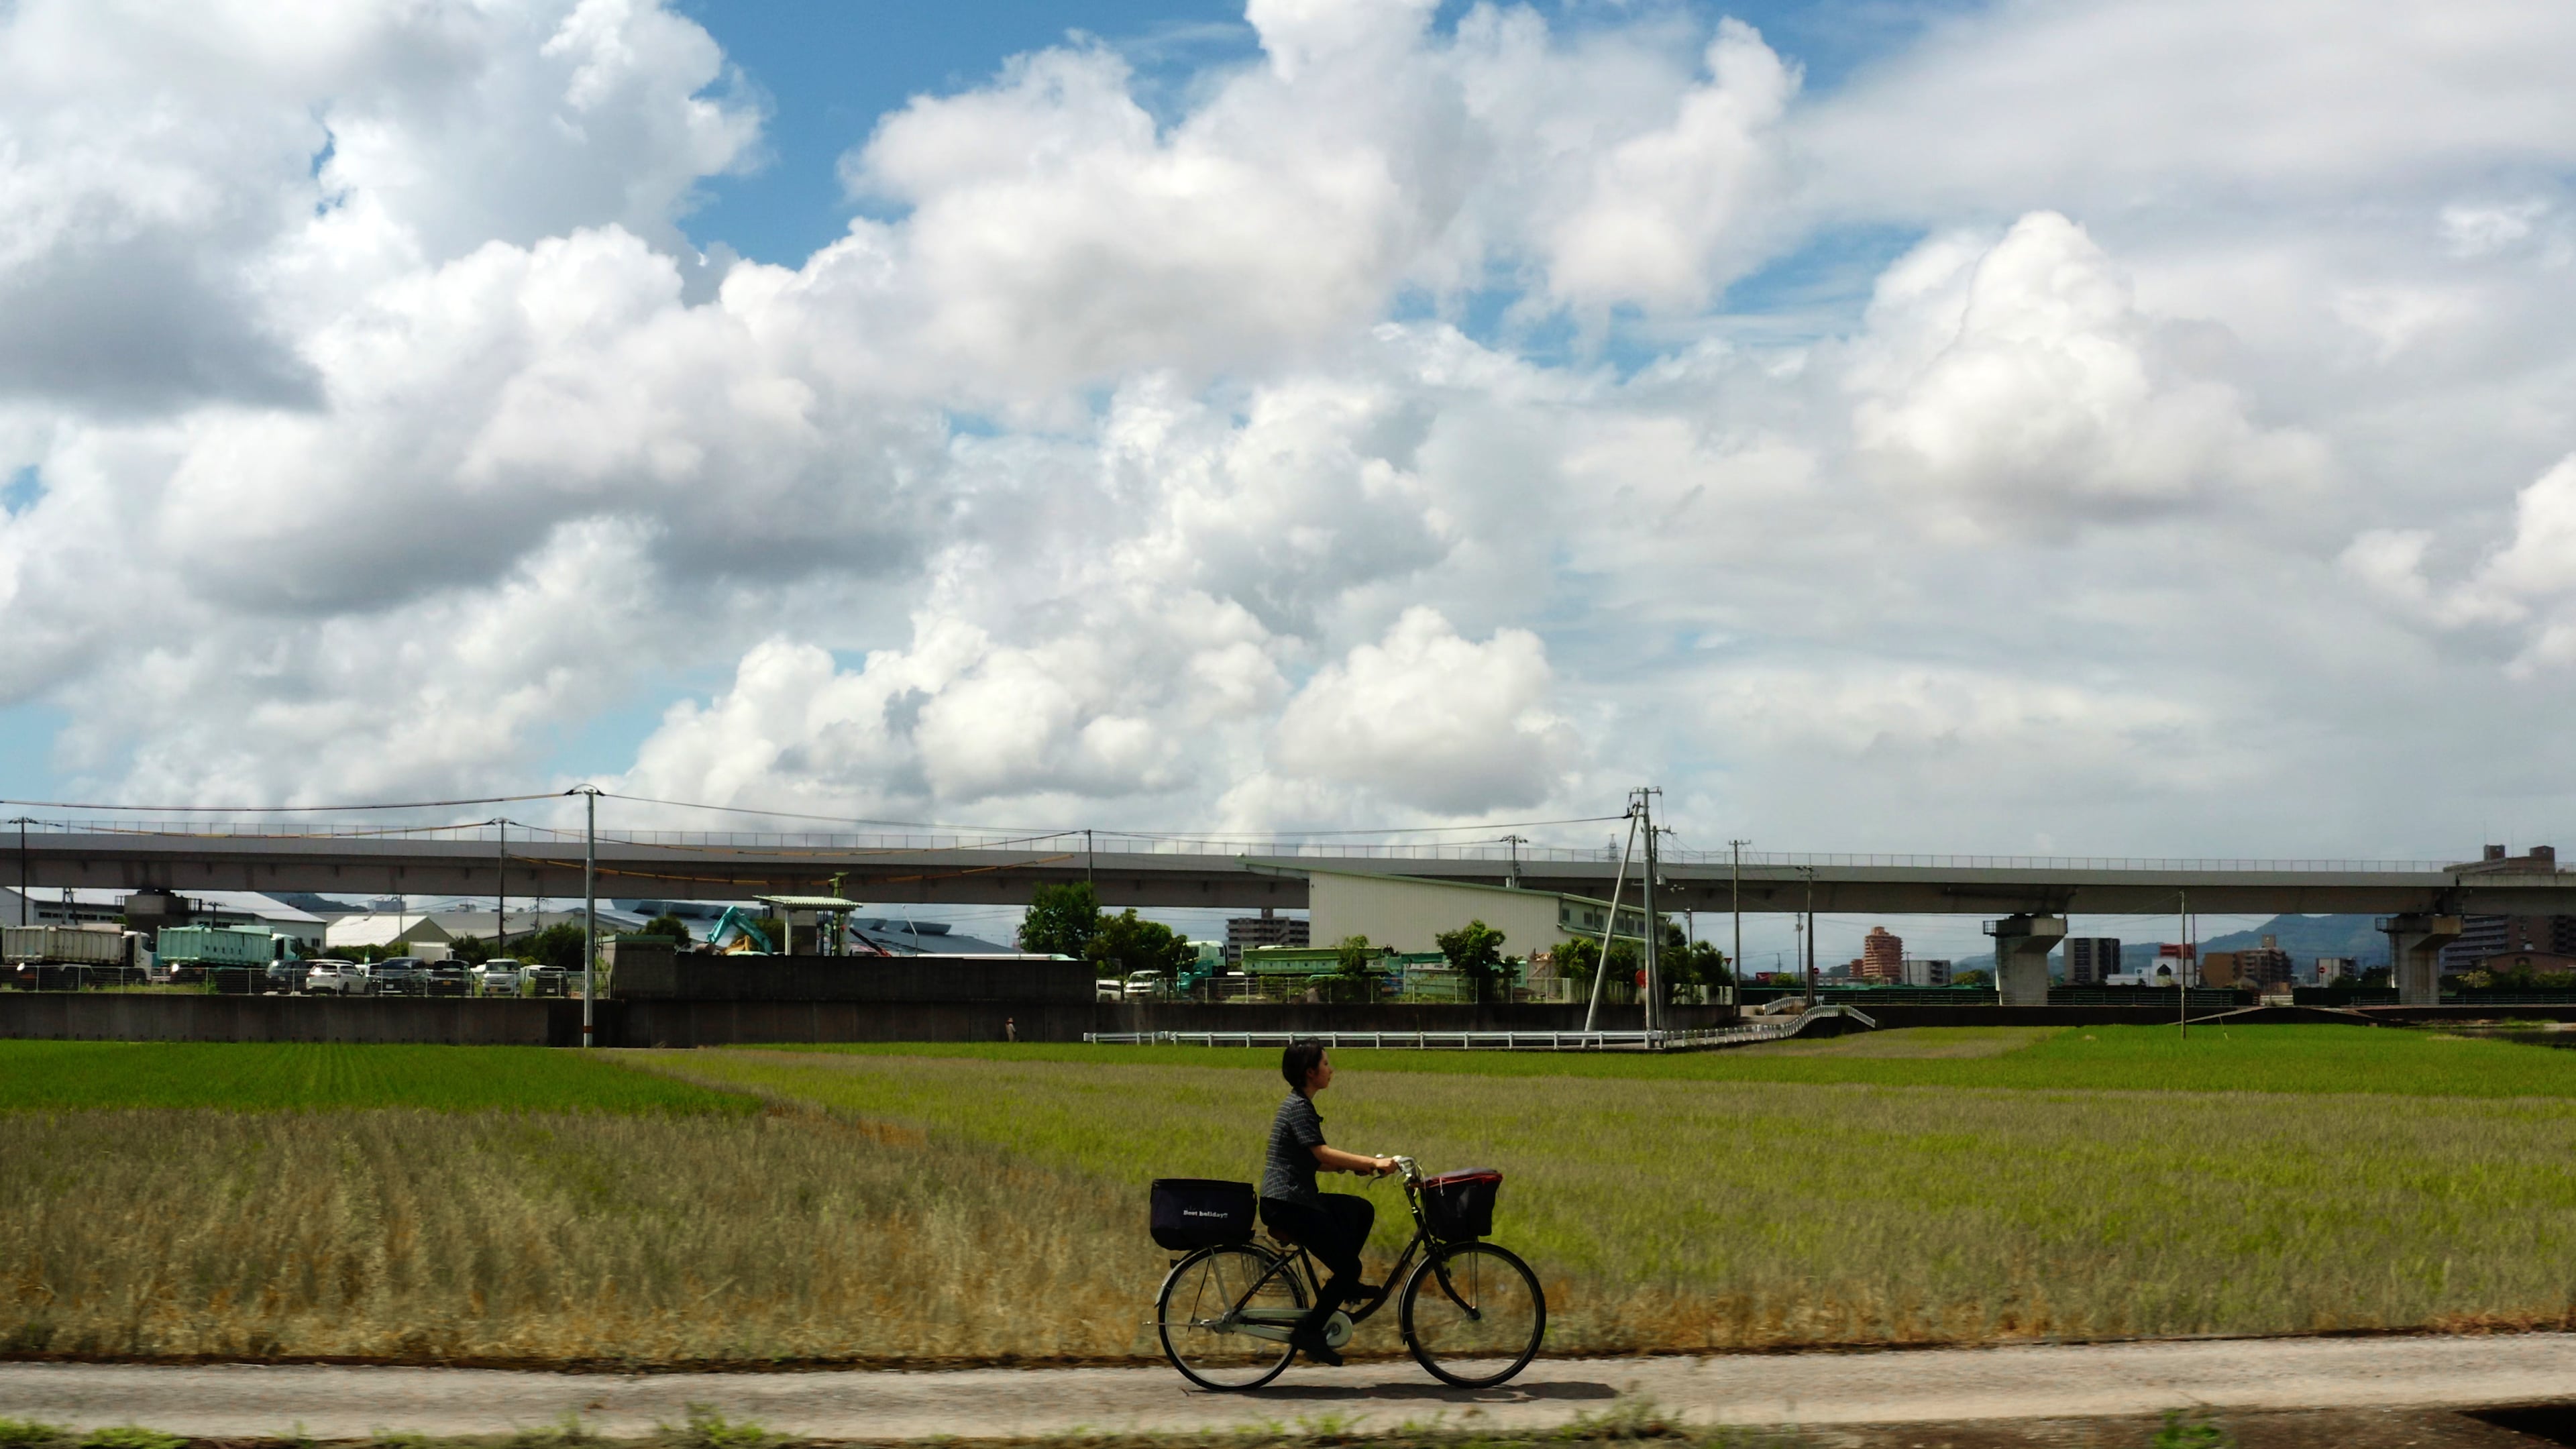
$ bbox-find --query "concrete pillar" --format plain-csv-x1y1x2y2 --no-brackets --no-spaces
1986,914,2067,1006
2379,914,2461,1007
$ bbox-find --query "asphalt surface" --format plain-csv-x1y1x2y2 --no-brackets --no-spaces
6,1335,2576,1439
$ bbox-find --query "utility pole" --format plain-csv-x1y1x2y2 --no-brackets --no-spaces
576,786,600,1049
1085,828,1095,890
1636,788,1661,1036
1503,834,1526,890
10,817,31,927
1803,866,1817,1009
2178,890,2190,1039
494,817,507,955
1581,806,1638,1034
1729,840,1748,1013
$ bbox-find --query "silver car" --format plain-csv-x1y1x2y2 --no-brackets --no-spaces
473,959,525,996
303,960,368,996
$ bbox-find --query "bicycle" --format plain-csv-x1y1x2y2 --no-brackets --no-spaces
1150,1157,1548,1391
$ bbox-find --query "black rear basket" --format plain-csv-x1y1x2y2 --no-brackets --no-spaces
1150,1177,1256,1250
1421,1167,1502,1240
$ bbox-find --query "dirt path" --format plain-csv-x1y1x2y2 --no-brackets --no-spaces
5,1335,2575,1440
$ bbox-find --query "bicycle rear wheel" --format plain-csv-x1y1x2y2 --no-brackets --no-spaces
1399,1241,1546,1388
1157,1244,1306,1391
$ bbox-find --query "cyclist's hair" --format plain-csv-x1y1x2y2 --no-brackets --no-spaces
1281,1040,1326,1093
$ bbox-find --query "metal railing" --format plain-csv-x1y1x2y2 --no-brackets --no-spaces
1084,1006,1872,1053
6,818,2506,875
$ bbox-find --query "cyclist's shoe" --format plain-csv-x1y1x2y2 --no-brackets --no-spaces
1289,1326,1344,1366
1346,1283,1383,1303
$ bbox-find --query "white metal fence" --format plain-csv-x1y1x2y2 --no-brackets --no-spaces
1083,1006,1873,1053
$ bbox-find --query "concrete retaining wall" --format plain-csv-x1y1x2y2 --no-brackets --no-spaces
608,1000,1100,1046
610,954,1095,1003
0,993,559,1044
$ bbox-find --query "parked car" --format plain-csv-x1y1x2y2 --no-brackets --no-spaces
522,965,569,997
303,960,368,996
474,959,525,996
1122,969,1163,1000
423,963,472,997
367,957,431,996
1095,977,1122,1002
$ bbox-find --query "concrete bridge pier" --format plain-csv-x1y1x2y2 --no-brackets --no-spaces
1986,914,2067,1006
2379,913,2461,1006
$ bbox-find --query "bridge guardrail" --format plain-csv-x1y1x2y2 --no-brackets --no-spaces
1084,1006,1872,1053
7,818,2498,874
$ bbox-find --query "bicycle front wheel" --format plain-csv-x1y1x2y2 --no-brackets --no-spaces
1399,1241,1546,1388
1156,1244,1306,1391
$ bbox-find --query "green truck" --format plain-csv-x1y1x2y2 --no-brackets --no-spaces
155,926,302,986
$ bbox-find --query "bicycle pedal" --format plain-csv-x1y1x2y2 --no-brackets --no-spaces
1322,1311,1353,1350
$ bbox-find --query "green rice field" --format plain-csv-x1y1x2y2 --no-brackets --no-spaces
775,1023,2576,1096
0,1041,748,1113
7,1028,2576,1365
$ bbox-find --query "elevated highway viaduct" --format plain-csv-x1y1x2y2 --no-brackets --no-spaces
11,824,2574,1006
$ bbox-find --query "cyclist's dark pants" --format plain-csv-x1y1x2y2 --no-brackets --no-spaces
1261,1195,1375,1332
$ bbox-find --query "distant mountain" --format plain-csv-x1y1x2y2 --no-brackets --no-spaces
2176,914,2387,965
1948,914,2390,975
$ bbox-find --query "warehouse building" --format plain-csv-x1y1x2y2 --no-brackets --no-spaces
1287,867,1648,958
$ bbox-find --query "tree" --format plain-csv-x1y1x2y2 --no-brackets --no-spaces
526,922,588,971
1660,921,1731,993
1435,919,1508,1003
639,914,692,945
1332,935,1377,979
1552,937,1599,985
1086,909,1195,982
1951,967,1993,989
1325,934,1381,1004
1018,882,1102,958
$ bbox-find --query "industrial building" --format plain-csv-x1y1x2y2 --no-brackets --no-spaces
0,888,325,949
848,918,1018,955
1291,867,1648,959
325,906,648,953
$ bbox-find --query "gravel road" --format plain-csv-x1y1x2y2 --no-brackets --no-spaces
5,1335,2574,1440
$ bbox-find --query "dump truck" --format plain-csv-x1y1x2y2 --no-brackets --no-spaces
1,924,134,966
154,926,301,969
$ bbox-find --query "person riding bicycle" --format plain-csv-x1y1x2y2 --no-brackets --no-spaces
1260,1041,1395,1366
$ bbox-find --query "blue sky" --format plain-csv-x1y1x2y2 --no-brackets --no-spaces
672,0,1969,268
